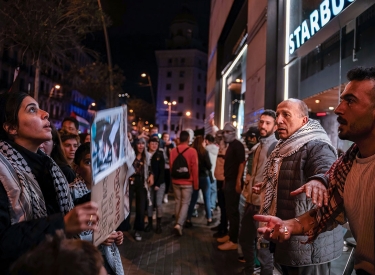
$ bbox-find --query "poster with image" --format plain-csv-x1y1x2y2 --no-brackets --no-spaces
91,107,125,184
91,105,134,245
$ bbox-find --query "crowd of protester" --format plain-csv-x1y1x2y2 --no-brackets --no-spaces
0,66,374,275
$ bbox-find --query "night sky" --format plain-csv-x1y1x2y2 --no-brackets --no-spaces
87,0,211,103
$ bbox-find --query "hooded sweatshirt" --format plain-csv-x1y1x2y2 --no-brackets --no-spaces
205,143,218,180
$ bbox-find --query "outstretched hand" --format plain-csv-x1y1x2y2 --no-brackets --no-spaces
253,214,291,243
290,179,328,207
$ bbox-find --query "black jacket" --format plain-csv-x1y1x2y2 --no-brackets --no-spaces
150,149,165,187
198,150,212,178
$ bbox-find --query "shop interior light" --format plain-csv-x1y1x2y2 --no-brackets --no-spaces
329,106,334,110
315,100,320,103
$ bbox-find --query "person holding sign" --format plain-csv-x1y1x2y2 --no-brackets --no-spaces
0,92,99,273
70,142,124,275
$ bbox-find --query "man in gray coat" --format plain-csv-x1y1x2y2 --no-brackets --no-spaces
257,99,342,275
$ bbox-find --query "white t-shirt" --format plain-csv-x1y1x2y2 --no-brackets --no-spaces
344,153,375,274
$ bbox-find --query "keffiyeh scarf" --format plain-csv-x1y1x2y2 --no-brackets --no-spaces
69,175,124,275
260,119,335,216
0,141,73,224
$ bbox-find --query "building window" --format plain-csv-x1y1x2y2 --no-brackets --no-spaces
168,58,172,64
177,112,183,116
196,112,200,119
165,96,171,102
178,96,184,103
171,124,175,131
179,83,184,90
167,71,172,77
166,84,171,90
163,124,168,131
179,71,185,77
203,114,206,120
197,85,201,92
203,99,206,105
198,59,202,66
198,73,201,79
196,98,200,105
181,58,185,64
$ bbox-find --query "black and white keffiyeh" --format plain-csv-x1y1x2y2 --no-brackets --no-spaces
259,119,336,216
0,141,73,224
69,175,124,275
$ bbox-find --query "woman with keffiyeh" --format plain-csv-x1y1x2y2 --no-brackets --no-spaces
0,92,99,273
70,143,124,275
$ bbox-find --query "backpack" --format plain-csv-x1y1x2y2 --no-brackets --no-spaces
171,147,190,179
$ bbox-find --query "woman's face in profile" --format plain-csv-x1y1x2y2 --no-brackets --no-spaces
14,96,51,146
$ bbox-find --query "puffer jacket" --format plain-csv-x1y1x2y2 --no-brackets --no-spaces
275,140,343,266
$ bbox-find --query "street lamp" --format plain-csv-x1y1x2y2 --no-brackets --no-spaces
179,111,191,133
164,100,176,134
141,73,155,106
49,84,61,98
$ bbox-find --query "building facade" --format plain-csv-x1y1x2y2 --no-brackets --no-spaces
155,7,207,135
207,0,375,151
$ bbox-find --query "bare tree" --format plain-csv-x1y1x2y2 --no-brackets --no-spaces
0,0,110,102
67,61,125,107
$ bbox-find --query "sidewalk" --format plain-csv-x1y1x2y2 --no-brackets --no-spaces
118,194,354,275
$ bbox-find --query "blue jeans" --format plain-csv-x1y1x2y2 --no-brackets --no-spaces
210,179,217,210
187,176,212,219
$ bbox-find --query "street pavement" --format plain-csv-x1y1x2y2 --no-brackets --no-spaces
118,193,354,275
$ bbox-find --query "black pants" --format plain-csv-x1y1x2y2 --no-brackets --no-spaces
127,176,147,231
240,204,258,272
224,181,240,243
164,168,171,194
216,180,227,233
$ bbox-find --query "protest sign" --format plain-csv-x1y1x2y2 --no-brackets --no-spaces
91,105,134,245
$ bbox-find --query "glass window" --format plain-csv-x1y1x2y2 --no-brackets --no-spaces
196,98,200,105
179,83,184,90
165,96,171,102
166,84,171,90
196,112,200,119
168,58,172,64
179,71,185,77
178,96,184,103
181,58,185,64
197,85,201,92
167,71,172,77
198,73,201,79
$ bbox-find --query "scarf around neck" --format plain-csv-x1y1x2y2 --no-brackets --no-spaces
0,140,74,224
260,119,335,216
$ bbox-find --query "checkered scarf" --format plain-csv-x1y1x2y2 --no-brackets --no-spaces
309,143,358,241
0,141,74,224
69,175,124,275
260,119,335,216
